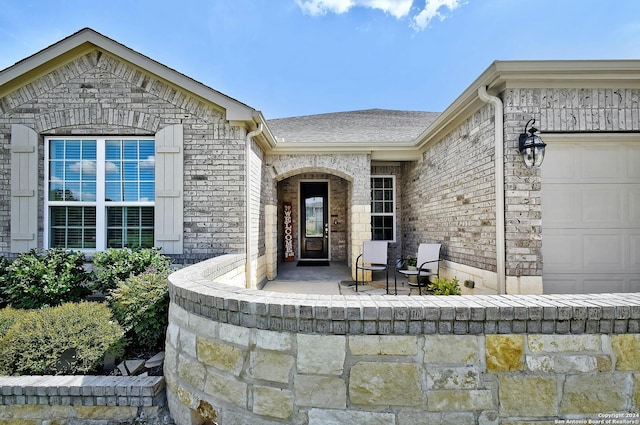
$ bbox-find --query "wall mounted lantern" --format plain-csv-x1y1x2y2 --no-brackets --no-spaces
518,119,546,168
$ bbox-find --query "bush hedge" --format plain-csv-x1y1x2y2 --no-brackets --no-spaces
108,272,170,351
92,247,171,293
0,249,91,309
0,302,125,375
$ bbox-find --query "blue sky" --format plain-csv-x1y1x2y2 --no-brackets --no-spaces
1,0,639,119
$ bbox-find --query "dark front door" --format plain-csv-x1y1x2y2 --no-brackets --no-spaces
300,182,328,259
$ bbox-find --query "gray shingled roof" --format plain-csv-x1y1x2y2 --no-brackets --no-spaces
267,109,441,144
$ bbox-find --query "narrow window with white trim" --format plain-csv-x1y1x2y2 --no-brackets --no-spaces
370,175,396,242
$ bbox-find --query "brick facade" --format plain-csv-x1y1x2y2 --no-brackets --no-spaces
401,87,640,286
0,50,252,263
401,106,497,273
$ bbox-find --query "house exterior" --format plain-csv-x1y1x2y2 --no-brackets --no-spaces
1,28,638,295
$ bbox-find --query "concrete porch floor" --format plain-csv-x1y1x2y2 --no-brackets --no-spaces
261,260,410,295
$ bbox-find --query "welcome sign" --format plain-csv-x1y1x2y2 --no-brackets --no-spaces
284,201,294,261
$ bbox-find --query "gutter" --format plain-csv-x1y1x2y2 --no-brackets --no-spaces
245,123,264,289
477,86,506,294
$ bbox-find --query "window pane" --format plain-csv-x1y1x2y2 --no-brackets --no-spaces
140,229,154,248
123,140,138,159
82,140,96,160
67,207,83,226
107,229,123,248
49,206,96,249
50,161,64,181
64,183,80,201
123,182,138,201
81,182,96,202
65,140,81,159
106,140,121,160
65,162,81,181
140,182,154,201
126,207,140,227
139,140,154,158
50,207,67,226
84,207,96,226
84,229,96,248
50,140,65,159
49,183,64,201
107,207,122,227
126,229,141,247
141,207,154,227
123,162,138,181
106,161,121,180
105,182,122,202
107,207,154,249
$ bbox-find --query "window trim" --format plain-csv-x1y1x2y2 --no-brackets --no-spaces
370,175,396,243
44,136,155,252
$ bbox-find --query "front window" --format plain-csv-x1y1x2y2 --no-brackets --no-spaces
371,176,395,241
45,137,155,250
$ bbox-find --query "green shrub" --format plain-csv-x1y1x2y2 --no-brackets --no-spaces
0,249,91,309
0,306,22,339
108,272,169,351
0,302,125,375
0,256,11,307
92,248,171,293
428,277,462,295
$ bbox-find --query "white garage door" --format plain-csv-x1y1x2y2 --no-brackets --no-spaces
541,136,640,294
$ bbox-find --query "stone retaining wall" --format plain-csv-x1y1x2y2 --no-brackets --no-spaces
166,255,640,425
0,376,168,425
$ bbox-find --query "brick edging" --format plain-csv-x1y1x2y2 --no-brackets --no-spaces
0,376,165,407
168,255,640,335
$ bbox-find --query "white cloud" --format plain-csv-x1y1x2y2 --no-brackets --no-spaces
295,0,463,29
69,161,97,175
140,155,155,169
105,162,119,173
412,0,463,31
296,0,413,19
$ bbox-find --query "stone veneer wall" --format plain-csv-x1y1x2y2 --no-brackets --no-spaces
165,255,640,425
0,376,168,425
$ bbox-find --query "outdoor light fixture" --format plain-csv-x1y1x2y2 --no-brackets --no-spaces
518,119,546,168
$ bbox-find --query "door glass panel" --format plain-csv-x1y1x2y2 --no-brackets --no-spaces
305,196,324,237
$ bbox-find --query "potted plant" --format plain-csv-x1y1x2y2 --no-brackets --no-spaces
403,257,418,284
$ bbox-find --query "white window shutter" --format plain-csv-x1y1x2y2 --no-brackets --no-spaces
155,124,184,255
10,124,39,253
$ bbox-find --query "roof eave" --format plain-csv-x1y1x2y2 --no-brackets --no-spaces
270,142,421,160
414,59,640,151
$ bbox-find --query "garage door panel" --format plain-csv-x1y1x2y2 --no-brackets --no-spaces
542,188,578,225
543,277,581,294
631,188,640,225
632,234,640,267
542,139,640,294
583,234,624,269
543,231,581,270
543,184,635,228
629,146,640,178
545,275,639,294
543,144,577,180
582,146,623,180
583,278,626,294
582,188,623,224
